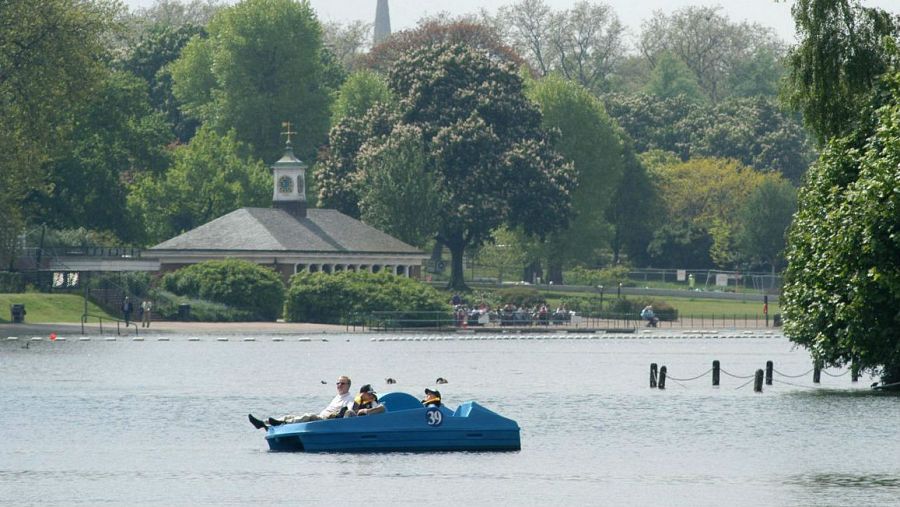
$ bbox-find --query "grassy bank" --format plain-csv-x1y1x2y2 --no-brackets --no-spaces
0,294,115,324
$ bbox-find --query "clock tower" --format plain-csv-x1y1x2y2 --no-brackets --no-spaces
271,122,307,218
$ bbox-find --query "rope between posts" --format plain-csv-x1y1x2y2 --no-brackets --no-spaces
773,368,814,378
734,377,756,390
822,369,850,377
666,368,713,382
720,368,756,379
772,378,818,389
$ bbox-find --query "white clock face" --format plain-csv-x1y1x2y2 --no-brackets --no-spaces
278,175,293,193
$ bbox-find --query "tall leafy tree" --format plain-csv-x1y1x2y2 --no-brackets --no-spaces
783,72,900,382
735,177,797,273
0,0,117,256
170,0,333,162
27,71,171,240
128,126,270,244
644,51,706,103
784,0,899,144
526,76,626,281
639,6,784,102
497,0,627,93
331,70,394,124
319,43,575,289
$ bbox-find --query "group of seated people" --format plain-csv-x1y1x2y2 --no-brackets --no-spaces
248,375,442,430
498,303,573,326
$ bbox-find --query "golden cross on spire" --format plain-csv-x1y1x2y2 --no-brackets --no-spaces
281,121,297,145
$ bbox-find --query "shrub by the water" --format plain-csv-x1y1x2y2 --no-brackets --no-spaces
285,271,448,325
161,259,285,321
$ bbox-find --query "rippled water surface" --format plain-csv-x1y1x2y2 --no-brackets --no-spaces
2,333,898,506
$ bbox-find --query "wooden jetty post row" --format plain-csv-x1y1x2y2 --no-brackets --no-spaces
851,362,859,382
658,366,667,390
650,363,658,388
712,360,720,386
813,360,822,384
765,361,773,386
754,369,764,392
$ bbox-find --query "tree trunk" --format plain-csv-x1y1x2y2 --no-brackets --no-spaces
522,260,542,285
446,240,468,291
547,260,563,284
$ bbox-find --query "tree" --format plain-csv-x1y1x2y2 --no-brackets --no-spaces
356,124,441,248
119,23,204,143
735,177,797,273
526,75,626,281
322,20,371,71
607,146,662,266
0,0,117,256
27,70,172,241
650,157,769,268
784,0,899,144
476,226,527,283
783,69,900,382
644,51,706,103
127,126,270,244
364,17,528,74
498,0,627,93
170,0,332,162
331,70,394,124
639,6,785,102
318,43,576,290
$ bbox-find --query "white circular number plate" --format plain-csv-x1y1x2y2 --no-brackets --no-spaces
425,407,443,427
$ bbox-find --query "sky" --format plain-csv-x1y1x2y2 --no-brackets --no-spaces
123,0,900,45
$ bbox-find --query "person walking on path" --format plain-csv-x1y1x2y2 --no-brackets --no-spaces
141,300,153,328
122,297,133,327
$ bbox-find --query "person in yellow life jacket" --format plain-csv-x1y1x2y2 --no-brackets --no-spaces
422,388,441,407
344,384,385,417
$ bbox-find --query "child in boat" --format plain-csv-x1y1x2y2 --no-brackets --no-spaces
422,388,441,407
344,384,385,417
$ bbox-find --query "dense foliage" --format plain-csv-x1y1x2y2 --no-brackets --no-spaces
284,271,448,324
319,42,576,289
783,70,900,383
161,259,285,321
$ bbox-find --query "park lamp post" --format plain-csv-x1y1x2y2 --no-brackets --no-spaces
617,282,622,299
597,285,604,316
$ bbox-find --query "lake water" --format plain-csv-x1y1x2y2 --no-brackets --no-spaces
1,332,898,506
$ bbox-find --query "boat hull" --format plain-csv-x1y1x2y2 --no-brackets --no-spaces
264,393,520,452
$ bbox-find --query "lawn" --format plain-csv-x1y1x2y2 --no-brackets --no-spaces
0,293,115,324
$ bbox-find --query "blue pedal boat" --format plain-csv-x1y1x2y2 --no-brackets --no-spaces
265,392,521,452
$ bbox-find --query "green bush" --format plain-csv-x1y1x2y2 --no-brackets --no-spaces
609,297,678,321
566,266,632,287
495,287,546,308
161,259,285,321
0,272,24,293
285,271,448,325
151,289,256,322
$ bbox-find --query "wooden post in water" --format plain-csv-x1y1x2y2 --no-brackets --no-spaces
851,361,859,382
813,360,822,384
658,366,667,390
650,363,658,388
754,369,764,392
765,361,773,385
712,360,720,386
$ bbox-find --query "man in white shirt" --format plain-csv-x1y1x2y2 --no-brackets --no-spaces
248,375,354,429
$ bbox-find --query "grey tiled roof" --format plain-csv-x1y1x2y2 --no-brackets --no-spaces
150,208,423,254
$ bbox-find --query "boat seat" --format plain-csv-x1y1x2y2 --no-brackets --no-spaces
379,392,422,412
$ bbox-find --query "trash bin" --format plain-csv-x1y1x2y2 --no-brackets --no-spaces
773,314,782,327
10,304,25,323
178,304,191,321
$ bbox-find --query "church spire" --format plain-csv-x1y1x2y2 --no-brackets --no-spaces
374,0,391,46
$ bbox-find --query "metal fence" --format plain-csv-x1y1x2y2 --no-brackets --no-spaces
350,310,783,332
